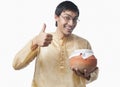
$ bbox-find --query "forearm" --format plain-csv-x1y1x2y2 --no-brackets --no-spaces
12,40,39,70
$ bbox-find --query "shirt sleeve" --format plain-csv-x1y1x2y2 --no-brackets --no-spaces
87,41,92,50
86,68,99,84
12,40,39,70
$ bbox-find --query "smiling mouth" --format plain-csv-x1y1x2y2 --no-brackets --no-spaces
65,27,73,32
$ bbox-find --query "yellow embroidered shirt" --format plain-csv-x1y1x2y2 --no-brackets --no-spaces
13,33,99,87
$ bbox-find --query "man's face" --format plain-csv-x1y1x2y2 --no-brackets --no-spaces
55,10,79,36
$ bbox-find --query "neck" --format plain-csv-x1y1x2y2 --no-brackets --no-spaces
55,29,69,40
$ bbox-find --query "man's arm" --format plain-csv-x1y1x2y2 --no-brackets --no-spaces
12,40,39,70
12,23,52,70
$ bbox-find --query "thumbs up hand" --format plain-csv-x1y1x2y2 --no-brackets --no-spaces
32,23,53,50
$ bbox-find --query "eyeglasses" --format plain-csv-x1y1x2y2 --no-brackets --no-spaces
60,15,80,23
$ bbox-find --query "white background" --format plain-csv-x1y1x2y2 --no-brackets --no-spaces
0,0,120,87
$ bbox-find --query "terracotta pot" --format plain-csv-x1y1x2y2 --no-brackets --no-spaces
69,49,97,73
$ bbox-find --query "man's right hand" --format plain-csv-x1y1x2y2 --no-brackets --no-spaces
31,23,53,50
72,67,98,80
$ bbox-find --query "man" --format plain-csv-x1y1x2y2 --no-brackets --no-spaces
13,1,99,87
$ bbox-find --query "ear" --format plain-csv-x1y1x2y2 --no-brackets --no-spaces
54,14,59,21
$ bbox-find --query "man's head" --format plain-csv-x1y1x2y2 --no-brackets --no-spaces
55,1,79,27
54,1,79,36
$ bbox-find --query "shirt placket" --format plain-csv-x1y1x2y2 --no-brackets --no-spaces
59,39,66,71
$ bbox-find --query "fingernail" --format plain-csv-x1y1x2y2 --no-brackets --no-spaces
75,68,78,70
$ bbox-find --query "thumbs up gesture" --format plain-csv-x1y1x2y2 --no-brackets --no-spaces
32,23,53,50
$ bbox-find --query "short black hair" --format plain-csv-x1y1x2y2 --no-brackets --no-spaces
55,1,79,26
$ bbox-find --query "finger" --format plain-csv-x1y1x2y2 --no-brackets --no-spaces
46,34,53,38
45,38,53,42
74,68,84,76
45,36,53,41
76,69,84,76
84,69,87,76
41,23,46,33
84,69,87,73
72,68,78,75
95,66,98,70
42,41,51,47
89,67,98,73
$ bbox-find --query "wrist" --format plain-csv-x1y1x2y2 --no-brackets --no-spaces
31,37,38,51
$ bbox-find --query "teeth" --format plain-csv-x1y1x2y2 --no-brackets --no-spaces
66,27,72,30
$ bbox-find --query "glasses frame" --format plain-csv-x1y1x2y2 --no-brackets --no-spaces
60,14,80,23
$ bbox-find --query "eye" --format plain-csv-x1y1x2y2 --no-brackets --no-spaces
64,16,71,21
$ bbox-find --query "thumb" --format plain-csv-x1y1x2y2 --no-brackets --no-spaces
41,23,46,33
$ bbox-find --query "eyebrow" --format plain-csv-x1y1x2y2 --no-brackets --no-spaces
63,13,78,18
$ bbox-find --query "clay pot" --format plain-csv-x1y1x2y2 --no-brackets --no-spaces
69,49,97,73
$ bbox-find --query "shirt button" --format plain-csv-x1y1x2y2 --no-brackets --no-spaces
60,66,64,69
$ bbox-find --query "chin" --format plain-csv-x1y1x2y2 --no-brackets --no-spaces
64,33,72,37
63,29,72,36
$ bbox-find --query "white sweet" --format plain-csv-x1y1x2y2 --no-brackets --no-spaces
69,49,93,59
